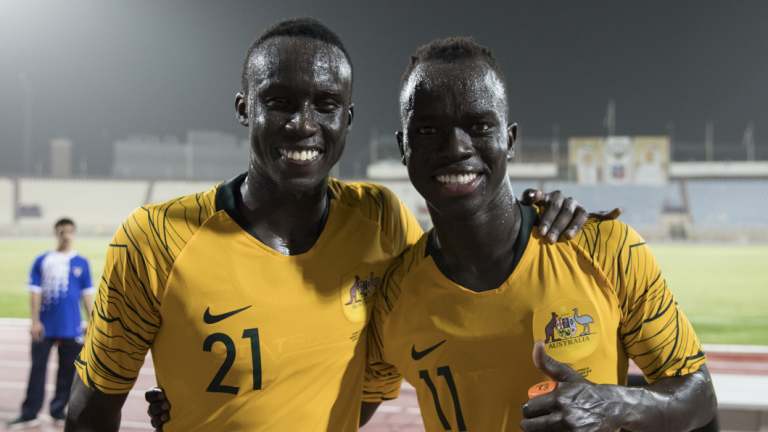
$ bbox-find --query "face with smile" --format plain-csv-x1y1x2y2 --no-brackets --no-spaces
398,60,516,217
237,36,353,191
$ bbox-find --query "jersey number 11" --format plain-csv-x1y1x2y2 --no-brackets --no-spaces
419,366,467,431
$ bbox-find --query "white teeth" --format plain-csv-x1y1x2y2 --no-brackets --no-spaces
436,173,479,185
279,149,320,161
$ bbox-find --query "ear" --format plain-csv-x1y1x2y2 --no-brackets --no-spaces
506,122,518,160
347,103,355,127
235,92,248,126
395,131,406,166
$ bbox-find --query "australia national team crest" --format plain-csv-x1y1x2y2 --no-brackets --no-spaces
533,300,599,363
340,271,382,323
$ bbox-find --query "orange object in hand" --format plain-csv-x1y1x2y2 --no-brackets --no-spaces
527,380,558,399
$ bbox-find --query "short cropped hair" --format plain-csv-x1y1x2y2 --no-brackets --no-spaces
401,36,505,86
241,17,352,91
54,217,75,230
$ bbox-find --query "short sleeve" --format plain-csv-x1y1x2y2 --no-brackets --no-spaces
363,356,403,403
28,255,44,293
585,222,706,382
362,254,415,403
363,315,404,402
79,259,94,295
378,186,424,256
75,213,162,394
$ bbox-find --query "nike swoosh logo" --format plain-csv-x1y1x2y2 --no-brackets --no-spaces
203,305,252,324
411,339,447,361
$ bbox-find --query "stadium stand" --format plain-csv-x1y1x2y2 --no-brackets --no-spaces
113,131,247,181
113,138,189,179
542,182,672,231
189,144,246,180
16,178,146,233
149,180,220,204
0,178,13,226
687,179,767,228
2,175,767,240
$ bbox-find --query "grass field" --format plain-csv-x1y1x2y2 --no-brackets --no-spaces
1,238,766,345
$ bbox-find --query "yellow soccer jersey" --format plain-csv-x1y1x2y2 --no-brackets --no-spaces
76,173,422,431
365,204,705,431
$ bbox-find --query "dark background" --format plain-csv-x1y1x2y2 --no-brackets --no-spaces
1,0,766,176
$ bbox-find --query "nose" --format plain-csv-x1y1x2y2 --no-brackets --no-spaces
284,103,319,137
440,127,473,161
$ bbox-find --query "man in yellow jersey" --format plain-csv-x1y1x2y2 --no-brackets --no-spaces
361,37,717,431
65,19,591,431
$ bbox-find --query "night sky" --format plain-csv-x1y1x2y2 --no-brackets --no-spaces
1,0,766,176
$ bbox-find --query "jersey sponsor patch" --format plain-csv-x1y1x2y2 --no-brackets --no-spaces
533,299,599,363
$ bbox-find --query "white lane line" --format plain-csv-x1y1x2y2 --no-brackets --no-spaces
0,410,153,430
704,344,768,354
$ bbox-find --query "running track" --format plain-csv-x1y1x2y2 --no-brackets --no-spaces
1,318,766,431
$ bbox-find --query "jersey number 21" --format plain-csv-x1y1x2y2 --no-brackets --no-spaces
203,328,262,394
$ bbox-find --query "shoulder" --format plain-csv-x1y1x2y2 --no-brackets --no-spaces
142,185,218,230
329,179,402,220
117,185,218,264
329,178,418,248
377,234,429,315
573,219,643,260
569,219,647,286
33,252,49,265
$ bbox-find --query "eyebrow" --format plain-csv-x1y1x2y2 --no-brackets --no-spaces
408,113,444,122
463,110,500,118
257,82,345,96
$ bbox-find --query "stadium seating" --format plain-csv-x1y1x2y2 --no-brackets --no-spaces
190,146,246,181
150,180,220,204
17,178,147,233
3,176,767,237
686,179,768,228
541,182,673,230
113,133,247,181
0,178,13,226
113,140,189,179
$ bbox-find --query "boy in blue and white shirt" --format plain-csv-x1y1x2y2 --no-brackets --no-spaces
7,218,94,428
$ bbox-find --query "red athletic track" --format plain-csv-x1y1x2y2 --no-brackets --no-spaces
1,319,766,431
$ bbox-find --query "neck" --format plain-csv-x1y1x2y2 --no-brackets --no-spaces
56,245,72,253
429,181,521,290
238,167,330,255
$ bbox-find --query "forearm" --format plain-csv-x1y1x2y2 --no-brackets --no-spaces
616,367,716,431
65,374,126,432
81,293,94,318
30,292,41,323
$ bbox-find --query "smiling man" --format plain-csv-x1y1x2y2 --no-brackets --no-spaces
362,37,717,431
65,20,591,432
65,19,419,432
